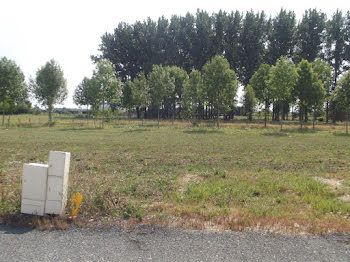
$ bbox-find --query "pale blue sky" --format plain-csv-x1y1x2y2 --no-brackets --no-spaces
0,0,348,108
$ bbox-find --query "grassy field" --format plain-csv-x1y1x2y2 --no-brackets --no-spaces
0,114,350,233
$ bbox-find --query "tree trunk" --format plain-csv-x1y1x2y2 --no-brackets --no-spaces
299,105,303,130
216,106,220,128
264,101,268,128
2,106,4,127
102,100,105,128
136,107,140,119
157,107,160,128
331,99,336,124
313,110,316,129
284,102,289,120
304,106,308,122
280,103,283,131
87,105,89,124
48,105,52,126
346,112,349,135
273,104,280,121
326,101,329,124
141,110,144,126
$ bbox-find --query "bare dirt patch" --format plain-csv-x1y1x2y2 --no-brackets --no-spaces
177,173,202,194
339,195,350,203
314,177,344,190
314,177,350,203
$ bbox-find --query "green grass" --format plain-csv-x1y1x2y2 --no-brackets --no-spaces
0,114,350,233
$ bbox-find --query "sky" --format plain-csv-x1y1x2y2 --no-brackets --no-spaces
1,0,349,108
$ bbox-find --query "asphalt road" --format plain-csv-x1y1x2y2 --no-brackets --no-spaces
0,224,349,262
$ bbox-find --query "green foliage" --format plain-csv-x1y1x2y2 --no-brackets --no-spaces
269,56,297,127
31,60,67,107
325,10,347,88
148,65,174,107
250,64,272,104
296,9,326,62
94,59,120,106
295,59,324,109
92,59,121,123
249,64,272,126
239,11,267,86
266,9,296,63
73,77,98,109
30,59,67,124
121,81,134,113
202,55,238,127
123,203,144,220
295,59,324,127
333,71,350,112
105,77,122,112
182,70,204,120
168,66,189,120
132,72,150,110
270,56,297,105
312,60,332,97
148,65,175,125
243,85,256,121
0,57,27,125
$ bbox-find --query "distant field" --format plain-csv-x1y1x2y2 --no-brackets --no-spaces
0,114,350,233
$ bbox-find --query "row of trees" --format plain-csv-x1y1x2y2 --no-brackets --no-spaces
95,8,350,122
74,56,238,127
74,54,350,131
245,58,330,129
0,57,68,126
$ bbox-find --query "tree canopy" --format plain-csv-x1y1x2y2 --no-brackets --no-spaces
30,59,67,124
0,57,27,126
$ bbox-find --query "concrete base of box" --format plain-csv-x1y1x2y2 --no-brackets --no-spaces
21,199,45,216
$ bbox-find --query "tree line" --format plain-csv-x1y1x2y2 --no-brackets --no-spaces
74,54,350,132
93,8,350,123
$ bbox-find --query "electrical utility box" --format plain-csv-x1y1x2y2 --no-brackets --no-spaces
21,151,71,216
45,151,71,215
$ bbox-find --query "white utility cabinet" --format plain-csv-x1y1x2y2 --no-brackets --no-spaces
21,151,71,216
21,163,49,216
45,151,71,215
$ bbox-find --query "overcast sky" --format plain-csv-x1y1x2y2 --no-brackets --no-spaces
1,0,349,108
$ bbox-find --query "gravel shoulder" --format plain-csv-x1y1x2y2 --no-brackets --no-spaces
0,224,349,262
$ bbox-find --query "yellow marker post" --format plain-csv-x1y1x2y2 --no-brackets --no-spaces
71,193,82,217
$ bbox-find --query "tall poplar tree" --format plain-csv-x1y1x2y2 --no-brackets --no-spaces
239,11,267,86
266,9,296,64
296,9,326,62
325,10,347,122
